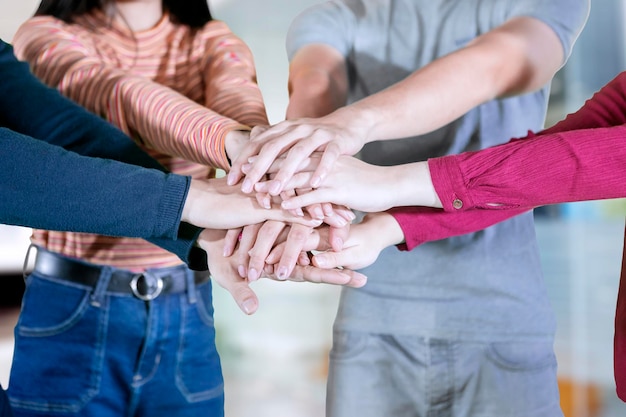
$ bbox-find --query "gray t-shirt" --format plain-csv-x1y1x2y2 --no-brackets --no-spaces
287,0,590,341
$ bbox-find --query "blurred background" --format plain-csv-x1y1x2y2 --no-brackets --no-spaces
1,1,626,416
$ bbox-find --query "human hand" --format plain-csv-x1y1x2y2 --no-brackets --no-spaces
305,212,405,271
256,155,440,212
196,228,259,315
227,110,367,194
222,221,366,288
181,176,323,230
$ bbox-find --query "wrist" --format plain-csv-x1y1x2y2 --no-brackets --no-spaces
225,129,250,163
388,162,442,208
362,212,405,248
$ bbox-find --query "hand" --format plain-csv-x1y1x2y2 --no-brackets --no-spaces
222,221,367,288
227,110,367,194
257,155,440,212
306,212,405,271
181,176,323,230
196,229,259,315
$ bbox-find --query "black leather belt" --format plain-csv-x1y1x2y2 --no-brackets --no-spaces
32,248,210,301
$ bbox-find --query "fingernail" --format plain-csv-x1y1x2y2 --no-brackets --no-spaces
355,274,367,287
238,265,247,278
227,173,236,186
269,180,282,195
277,266,288,280
242,179,253,193
223,246,230,257
263,196,271,209
242,299,257,315
281,200,293,209
311,175,321,188
242,163,251,174
314,255,327,267
248,268,258,281
314,207,324,220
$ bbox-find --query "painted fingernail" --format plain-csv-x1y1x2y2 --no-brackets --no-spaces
277,266,288,280
227,172,236,186
238,265,247,278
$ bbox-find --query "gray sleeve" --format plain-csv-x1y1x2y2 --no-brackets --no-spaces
507,0,590,62
286,0,357,61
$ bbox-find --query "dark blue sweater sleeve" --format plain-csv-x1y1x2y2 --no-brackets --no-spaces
0,40,207,270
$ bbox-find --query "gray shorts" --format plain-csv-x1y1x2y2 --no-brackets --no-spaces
326,330,562,417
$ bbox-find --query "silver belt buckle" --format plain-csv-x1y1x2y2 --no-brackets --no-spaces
130,272,164,301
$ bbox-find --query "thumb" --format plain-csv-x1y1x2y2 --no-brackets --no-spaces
224,280,259,315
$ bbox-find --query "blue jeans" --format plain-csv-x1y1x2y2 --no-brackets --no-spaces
8,261,223,417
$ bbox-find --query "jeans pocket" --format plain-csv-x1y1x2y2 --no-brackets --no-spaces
8,274,106,413
329,329,369,361
175,281,224,402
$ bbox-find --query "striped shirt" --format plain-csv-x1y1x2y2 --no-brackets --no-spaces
13,11,268,271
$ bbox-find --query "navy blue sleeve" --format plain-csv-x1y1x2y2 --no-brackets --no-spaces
0,39,207,270
0,39,163,170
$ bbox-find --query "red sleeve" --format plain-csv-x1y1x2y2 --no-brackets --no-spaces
388,206,528,251
390,71,626,249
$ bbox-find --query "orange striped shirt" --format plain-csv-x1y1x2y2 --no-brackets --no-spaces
13,11,268,271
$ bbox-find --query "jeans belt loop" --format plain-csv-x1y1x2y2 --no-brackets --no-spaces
130,272,164,301
91,267,113,307
186,269,197,304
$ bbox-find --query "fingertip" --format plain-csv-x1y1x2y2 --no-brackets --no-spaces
242,298,258,315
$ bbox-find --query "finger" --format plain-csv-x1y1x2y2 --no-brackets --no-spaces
328,223,351,252
267,142,320,195
275,224,313,280
281,189,304,217
321,210,349,228
311,142,343,188
227,141,264,186
236,224,262,278
290,265,367,288
281,188,333,211
223,228,242,257
304,201,325,221
247,221,287,281
334,205,356,223
224,278,260,315
254,191,271,210
240,133,298,193
265,242,286,265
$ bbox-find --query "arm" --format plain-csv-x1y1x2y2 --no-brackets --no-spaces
285,43,349,119
0,40,163,171
230,15,575,191
201,21,268,129
12,18,247,170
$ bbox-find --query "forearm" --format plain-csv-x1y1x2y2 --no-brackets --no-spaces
388,206,529,251
202,29,269,127
0,128,187,238
286,44,348,119
430,125,626,212
328,16,564,143
13,20,244,170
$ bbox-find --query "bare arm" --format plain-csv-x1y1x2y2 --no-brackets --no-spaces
230,16,566,192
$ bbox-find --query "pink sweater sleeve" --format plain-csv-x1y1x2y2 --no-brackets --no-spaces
13,17,247,171
391,71,626,250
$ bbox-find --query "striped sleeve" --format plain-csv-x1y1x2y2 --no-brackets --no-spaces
199,21,269,127
13,16,244,171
